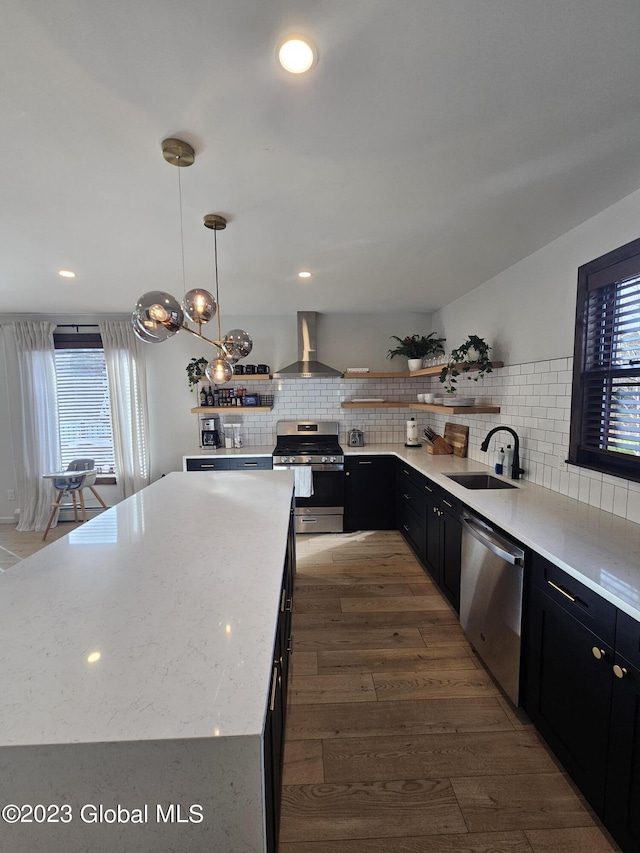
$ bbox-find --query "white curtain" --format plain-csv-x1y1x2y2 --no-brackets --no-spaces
3,322,60,530
99,320,150,498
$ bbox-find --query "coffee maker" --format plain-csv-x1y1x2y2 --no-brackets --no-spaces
201,416,221,449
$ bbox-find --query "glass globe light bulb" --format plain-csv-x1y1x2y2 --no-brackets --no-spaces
149,303,169,323
133,291,184,337
183,289,216,325
131,312,171,342
205,357,234,384
224,329,253,361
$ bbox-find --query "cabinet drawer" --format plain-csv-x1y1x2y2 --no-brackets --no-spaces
398,501,426,560
438,490,461,517
185,458,231,471
397,476,427,516
615,610,640,671
531,552,617,646
229,457,273,470
397,462,427,491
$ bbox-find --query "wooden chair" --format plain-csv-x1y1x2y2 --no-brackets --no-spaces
42,459,107,540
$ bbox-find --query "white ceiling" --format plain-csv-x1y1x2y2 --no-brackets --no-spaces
1,0,640,317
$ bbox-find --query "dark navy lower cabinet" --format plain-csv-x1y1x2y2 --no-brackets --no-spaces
524,553,640,852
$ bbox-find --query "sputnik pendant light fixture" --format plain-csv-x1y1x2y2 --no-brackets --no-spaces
132,138,252,382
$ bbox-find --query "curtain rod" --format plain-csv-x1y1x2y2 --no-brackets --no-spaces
55,324,99,330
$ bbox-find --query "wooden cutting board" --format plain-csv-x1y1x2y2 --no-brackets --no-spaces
444,422,469,457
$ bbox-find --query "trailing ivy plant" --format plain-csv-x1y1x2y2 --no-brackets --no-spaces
186,357,209,392
439,335,492,394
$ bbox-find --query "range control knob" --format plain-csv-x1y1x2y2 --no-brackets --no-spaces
322,456,327,463
329,456,335,463
289,456,295,464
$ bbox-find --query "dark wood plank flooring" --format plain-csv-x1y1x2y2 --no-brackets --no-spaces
279,530,619,852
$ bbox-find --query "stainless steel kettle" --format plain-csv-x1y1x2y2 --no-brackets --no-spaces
349,428,365,447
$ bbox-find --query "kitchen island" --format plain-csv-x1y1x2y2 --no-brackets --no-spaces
0,470,295,853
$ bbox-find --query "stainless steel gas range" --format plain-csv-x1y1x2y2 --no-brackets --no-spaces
272,421,345,533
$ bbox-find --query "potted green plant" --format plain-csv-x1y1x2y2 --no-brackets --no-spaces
439,335,492,394
387,333,446,372
186,356,209,392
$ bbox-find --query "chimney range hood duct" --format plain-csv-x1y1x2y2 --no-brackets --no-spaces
273,312,342,378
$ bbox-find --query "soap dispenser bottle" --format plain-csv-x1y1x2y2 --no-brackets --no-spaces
495,447,505,475
503,445,514,478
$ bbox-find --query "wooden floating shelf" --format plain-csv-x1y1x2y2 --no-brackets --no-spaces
342,401,411,409
342,401,500,414
191,406,273,413
197,374,272,382
410,404,501,414
408,361,504,378
342,371,409,379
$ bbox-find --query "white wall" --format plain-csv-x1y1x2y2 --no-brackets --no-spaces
431,187,640,365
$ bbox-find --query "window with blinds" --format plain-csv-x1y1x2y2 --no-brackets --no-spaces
569,236,640,481
53,333,116,474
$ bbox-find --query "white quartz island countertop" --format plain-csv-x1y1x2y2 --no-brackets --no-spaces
0,471,294,853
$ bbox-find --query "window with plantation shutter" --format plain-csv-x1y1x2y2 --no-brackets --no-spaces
569,236,640,482
53,333,116,474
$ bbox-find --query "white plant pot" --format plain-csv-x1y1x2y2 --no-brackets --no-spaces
408,358,423,372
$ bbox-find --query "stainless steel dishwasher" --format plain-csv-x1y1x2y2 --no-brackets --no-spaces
460,511,525,705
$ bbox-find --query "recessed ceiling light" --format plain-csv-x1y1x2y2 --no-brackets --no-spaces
87,651,101,663
298,271,312,279
278,36,317,74
58,270,76,278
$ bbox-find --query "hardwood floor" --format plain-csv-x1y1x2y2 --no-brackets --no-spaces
280,530,620,853
0,524,621,851
0,521,83,569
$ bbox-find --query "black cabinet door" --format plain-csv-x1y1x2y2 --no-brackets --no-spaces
424,493,442,586
605,653,640,853
264,506,295,853
605,610,640,853
440,506,462,612
525,584,613,815
344,456,396,531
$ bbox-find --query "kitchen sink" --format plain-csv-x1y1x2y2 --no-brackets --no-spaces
445,473,518,490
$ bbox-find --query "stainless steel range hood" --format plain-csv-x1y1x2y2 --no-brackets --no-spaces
273,312,342,378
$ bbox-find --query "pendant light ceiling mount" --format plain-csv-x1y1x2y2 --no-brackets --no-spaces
161,137,195,167
131,138,253,385
203,214,227,231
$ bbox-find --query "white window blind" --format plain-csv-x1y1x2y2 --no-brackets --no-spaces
54,348,116,472
582,275,640,460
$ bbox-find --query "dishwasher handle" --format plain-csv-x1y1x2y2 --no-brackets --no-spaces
462,514,525,565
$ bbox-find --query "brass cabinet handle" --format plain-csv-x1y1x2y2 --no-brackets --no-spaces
403,493,411,500
345,471,350,477
592,647,606,660
547,579,577,602
403,524,410,532
287,635,294,654
424,485,433,493
443,499,453,508
280,589,286,612
358,461,372,465
285,597,292,612
613,664,628,679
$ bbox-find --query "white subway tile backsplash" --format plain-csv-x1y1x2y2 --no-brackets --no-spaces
627,490,640,524
614,486,629,517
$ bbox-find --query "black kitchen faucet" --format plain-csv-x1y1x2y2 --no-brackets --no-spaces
480,426,524,479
